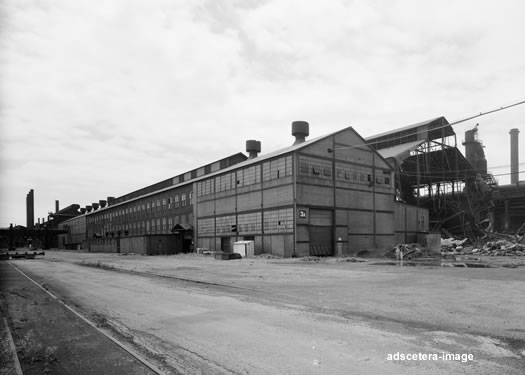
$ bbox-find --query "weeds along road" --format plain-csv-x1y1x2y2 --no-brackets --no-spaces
4,252,525,374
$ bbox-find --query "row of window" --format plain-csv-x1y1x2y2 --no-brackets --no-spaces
299,156,391,186
88,215,191,237
198,208,293,236
87,192,193,225
197,156,293,197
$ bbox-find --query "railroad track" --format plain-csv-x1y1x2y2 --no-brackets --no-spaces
7,262,167,375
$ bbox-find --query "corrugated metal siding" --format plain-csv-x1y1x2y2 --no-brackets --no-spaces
309,209,332,226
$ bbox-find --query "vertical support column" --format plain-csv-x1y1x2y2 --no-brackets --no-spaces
504,199,510,231
372,150,377,248
510,128,520,185
332,137,337,256
292,154,297,257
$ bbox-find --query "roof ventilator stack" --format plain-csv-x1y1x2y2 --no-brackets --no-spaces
292,121,309,145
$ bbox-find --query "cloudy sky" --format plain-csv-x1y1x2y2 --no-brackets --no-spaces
1,0,524,227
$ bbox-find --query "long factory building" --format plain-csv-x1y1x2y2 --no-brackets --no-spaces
58,122,429,257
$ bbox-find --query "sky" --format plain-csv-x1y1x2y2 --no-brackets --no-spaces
1,0,524,227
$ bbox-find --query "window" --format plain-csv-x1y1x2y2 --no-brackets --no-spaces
174,195,180,208
263,156,292,181
157,200,161,211
162,218,167,232
189,191,193,205
151,220,155,233
168,198,172,209
181,194,187,207
264,208,293,233
162,198,166,210
198,218,214,236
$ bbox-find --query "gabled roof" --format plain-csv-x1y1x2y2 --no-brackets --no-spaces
171,223,193,232
85,125,385,214
366,116,455,150
377,140,426,167
194,126,356,180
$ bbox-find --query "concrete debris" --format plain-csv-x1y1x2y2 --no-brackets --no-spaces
441,237,525,257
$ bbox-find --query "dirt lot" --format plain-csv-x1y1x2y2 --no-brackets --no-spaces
2,250,525,374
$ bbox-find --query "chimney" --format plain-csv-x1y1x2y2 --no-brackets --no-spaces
80,208,86,214
55,200,60,213
292,121,309,145
246,140,261,159
26,189,34,229
86,205,92,212
510,128,520,184
107,197,116,206
99,200,107,208
92,203,100,210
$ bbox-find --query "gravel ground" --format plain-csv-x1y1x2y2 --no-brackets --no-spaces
2,250,525,374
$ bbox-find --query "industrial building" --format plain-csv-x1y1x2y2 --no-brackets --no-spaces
54,122,430,257
48,119,523,257
59,153,247,254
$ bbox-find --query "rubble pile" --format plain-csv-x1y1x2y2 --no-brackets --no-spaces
465,240,525,256
441,234,525,257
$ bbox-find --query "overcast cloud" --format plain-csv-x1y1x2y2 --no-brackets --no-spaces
1,0,524,226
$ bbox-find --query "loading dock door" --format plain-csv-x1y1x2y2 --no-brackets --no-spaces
309,210,333,256
221,237,232,253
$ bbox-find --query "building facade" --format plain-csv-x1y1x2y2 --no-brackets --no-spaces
196,123,396,257
66,122,430,257
80,153,247,254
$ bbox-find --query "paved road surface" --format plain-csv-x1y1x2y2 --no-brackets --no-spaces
3,255,523,374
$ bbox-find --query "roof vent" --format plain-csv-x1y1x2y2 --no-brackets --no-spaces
292,121,309,145
246,140,261,159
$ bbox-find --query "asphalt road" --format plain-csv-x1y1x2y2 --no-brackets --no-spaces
2,253,524,374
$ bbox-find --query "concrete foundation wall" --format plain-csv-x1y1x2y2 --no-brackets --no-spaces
119,237,147,254
87,235,178,255
88,239,117,253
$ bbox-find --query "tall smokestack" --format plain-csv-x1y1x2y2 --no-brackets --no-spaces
26,189,34,228
292,121,309,145
510,128,520,184
55,200,59,213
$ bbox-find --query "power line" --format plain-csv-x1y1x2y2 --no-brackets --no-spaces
398,169,524,179
447,99,525,127
487,162,525,170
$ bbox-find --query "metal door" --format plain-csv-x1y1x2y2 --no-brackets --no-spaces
309,209,333,256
